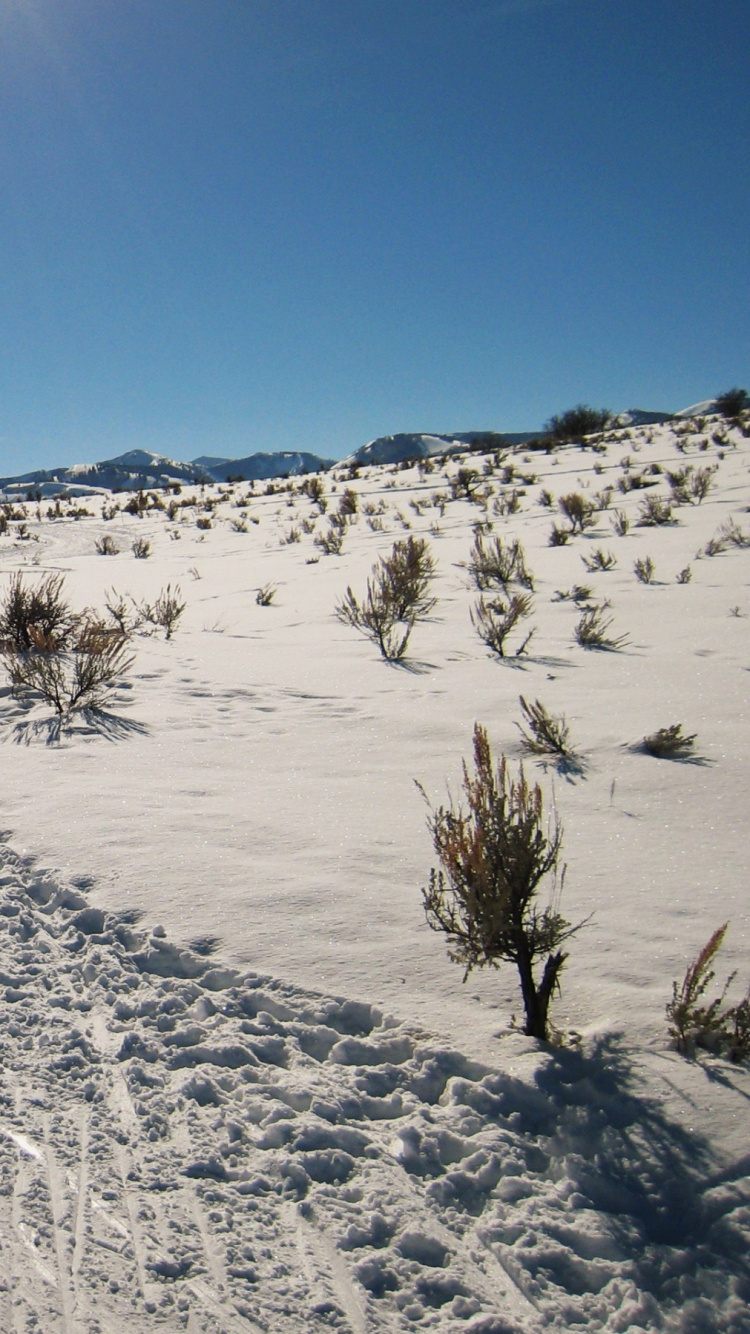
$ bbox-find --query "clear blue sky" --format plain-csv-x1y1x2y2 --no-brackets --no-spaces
0,0,747,472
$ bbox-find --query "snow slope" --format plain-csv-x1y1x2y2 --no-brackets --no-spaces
0,411,748,1331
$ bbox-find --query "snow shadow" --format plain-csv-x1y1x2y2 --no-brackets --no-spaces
534,1033,750,1277
9,708,149,745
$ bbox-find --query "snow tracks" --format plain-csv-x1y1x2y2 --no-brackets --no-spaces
0,842,747,1333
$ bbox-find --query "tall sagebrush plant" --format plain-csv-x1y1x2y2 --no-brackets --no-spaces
336,536,436,661
419,725,581,1040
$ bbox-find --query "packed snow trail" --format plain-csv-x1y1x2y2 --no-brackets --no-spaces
0,842,747,1333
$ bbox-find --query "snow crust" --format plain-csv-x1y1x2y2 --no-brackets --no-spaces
0,411,748,1329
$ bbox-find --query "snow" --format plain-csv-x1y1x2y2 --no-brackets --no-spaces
0,412,748,1330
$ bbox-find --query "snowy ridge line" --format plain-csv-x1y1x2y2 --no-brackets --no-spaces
0,843,747,1331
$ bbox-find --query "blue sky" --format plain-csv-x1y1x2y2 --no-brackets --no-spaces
0,0,747,472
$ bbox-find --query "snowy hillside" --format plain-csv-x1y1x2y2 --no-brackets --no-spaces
0,408,748,1331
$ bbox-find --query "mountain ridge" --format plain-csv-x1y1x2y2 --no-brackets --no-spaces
0,401,718,494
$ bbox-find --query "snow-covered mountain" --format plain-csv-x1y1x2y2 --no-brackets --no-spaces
343,431,535,467
193,450,335,482
0,447,334,496
0,449,211,497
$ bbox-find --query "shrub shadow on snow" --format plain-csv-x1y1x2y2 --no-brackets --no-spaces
387,657,438,675
535,1033,747,1258
8,708,149,746
629,742,714,767
533,752,588,785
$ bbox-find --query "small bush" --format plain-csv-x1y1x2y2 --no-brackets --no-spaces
471,593,534,659
638,495,673,527
718,518,750,549
132,538,151,559
4,618,133,716
549,523,571,546
468,533,534,592
104,589,144,636
633,556,656,584
558,493,596,534
256,584,277,606
574,603,628,650
667,465,693,505
676,565,692,584
690,466,717,503
419,724,581,1040
703,535,727,557
610,509,630,537
552,585,593,604
139,585,185,639
451,467,481,500
0,573,74,652
639,723,696,758
581,548,616,572
516,696,574,759
95,534,120,555
336,537,436,662
314,526,345,556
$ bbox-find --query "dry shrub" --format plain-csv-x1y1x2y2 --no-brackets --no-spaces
4,617,133,716
574,603,628,650
336,536,436,662
471,593,534,658
0,573,74,651
419,724,581,1040
468,533,534,592
639,723,696,758
667,924,750,1062
516,696,573,759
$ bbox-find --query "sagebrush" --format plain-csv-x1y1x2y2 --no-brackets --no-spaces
420,724,580,1041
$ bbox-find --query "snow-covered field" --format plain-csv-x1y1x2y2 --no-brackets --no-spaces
0,414,748,1332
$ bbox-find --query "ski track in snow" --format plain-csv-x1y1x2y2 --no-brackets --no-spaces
0,843,747,1333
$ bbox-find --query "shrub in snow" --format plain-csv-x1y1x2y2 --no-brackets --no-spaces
471,593,534,659
637,494,673,526
336,537,436,662
256,583,277,607
558,492,596,534
574,602,628,650
548,522,570,546
95,534,120,555
468,533,534,592
419,724,581,1041
0,572,75,652
639,723,696,759
581,547,617,572
667,923,750,1062
4,617,133,716
140,585,186,639
516,696,575,761
314,525,345,555
450,467,482,501
633,555,656,584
